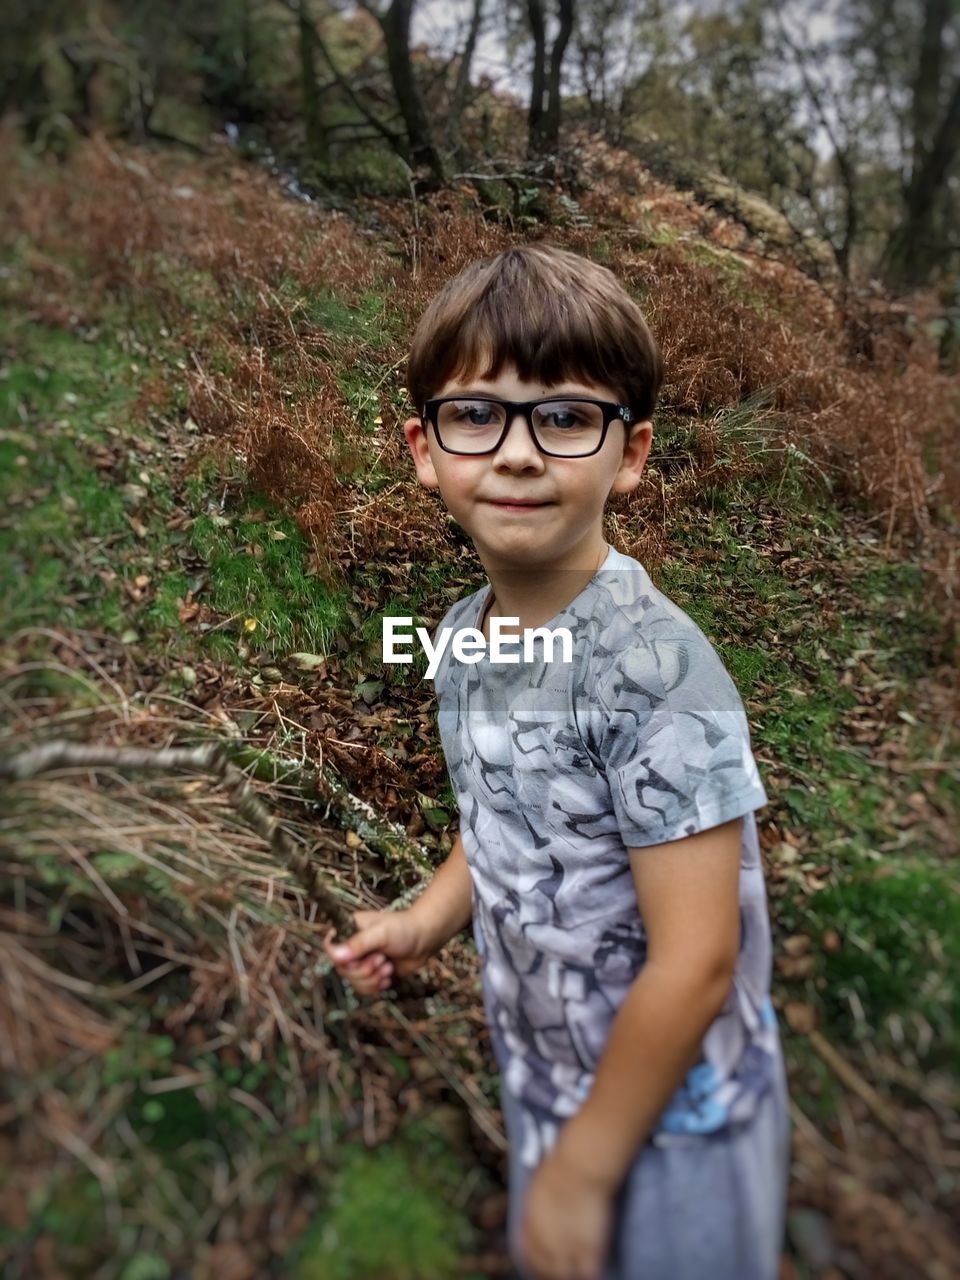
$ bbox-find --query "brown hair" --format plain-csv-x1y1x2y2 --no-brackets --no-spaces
405,244,663,422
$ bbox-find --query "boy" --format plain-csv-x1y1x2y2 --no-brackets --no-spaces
326,244,791,1280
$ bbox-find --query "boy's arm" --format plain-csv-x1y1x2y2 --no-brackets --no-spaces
549,817,743,1193
406,830,475,953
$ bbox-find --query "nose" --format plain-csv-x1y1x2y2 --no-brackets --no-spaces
492,411,544,470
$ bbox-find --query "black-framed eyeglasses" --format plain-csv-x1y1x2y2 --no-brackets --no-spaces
421,395,636,458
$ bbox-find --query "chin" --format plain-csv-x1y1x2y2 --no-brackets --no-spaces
481,536,568,566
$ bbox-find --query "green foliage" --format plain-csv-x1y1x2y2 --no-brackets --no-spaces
718,643,770,697
24,1170,105,1252
806,864,960,1068
302,146,412,200
659,483,957,1080
288,1117,465,1280
119,1255,172,1280
3,120,957,1280
89,849,193,917
335,363,388,438
0,302,353,665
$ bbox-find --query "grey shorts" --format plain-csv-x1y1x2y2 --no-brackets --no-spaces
502,1048,791,1280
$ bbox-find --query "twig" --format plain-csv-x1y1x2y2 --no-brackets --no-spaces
7,627,131,718
388,1002,506,1153
807,1027,941,1173
406,161,420,281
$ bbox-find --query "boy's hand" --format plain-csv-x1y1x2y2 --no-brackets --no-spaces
517,1147,616,1280
323,908,434,997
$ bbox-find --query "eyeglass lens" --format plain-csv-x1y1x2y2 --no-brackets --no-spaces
435,399,606,455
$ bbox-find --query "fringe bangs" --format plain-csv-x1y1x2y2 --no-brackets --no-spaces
406,246,664,421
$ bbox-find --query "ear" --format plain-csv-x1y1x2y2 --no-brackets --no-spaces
403,415,441,489
610,420,653,494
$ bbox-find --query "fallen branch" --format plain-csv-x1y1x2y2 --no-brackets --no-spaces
0,741,369,940
217,743,435,881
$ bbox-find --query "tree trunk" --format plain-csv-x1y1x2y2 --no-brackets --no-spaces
542,0,575,155
298,0,327,165
526,0,548,158
61,45,96,134
446,0,484,163
526,0,576,167
879,0,960,291
236,0,259,121
377,0,446,189
880,85,960,289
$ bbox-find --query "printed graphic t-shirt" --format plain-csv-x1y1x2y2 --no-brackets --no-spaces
431,545,783,1168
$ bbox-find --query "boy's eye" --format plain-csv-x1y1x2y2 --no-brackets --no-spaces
541,410,582,429
535,402,595,430
449,401,502,427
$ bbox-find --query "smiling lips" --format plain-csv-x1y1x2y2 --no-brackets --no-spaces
485,498,552,509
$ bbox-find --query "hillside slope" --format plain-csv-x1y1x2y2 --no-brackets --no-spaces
1,125,957,1279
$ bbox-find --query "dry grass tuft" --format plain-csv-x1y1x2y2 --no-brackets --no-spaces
1,766,336,1071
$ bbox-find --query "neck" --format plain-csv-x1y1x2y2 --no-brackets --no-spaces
479,534,610,632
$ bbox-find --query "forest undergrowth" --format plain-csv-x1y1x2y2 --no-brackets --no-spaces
0,125,958,1280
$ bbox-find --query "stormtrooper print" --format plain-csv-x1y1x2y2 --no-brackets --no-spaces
432,545,782,1167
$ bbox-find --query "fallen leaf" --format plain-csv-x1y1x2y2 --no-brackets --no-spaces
777,954,815,979
205,1241,256,1280
783,934,812,957
288,652,327,671
784,1001,816,1034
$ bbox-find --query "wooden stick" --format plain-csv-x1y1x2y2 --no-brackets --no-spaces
807,1028,900,1132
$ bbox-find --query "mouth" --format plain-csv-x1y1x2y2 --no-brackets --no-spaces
484,498,553,511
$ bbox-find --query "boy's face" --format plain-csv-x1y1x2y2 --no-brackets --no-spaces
403,363,652,570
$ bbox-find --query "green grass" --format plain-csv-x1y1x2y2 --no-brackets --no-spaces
657,481,958,1078
6,1028,354,1276
335,362,391,438
0,321,143,634
284,284,401,351
4,214,958,1275
186,508,349,656
0,312,355,665
805,863,960,1069
288,1112,467,1280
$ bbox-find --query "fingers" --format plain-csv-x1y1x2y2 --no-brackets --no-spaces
345,951,388,980
323,929,394,995
343,955,394,995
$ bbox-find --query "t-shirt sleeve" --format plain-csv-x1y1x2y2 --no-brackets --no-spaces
592,628,769,848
